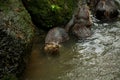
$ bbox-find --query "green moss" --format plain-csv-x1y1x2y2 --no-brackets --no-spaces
0,0,35,79
1,74,18,80
23,0,78,29
0,0,35,43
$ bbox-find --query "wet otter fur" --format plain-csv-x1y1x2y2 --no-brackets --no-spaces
44,42,61,55
44,27,69,55
72,23,91,39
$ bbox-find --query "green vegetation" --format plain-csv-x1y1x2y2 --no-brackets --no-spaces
0,0,35,79
23,0,78,29
0,0,35,43
1,74,18,80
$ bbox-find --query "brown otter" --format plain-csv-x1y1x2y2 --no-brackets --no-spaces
44,27,69,55
65,4,92,39
95,0,119,20
74,5,92,29
44,42,60,55
87,0,100,10
72,23,91,39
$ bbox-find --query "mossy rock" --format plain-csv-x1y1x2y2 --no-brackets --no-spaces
0,0,35,43
1,74,18,80
0,0,35,79
22,0,78,30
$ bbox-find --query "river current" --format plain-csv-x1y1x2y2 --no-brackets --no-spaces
23,3,120,80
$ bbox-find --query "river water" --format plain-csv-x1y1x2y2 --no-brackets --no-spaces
23,3,120,79
23,18,120,80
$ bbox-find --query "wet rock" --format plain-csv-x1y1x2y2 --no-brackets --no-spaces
0,0,35,79
95,0,119,20
22,0,78,30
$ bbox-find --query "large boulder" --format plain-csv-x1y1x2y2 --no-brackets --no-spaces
95,0,119,20
0,0,35,79
22,0,78,30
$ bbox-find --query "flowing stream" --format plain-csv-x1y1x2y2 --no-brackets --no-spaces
23,1,120,79
23,18,120,80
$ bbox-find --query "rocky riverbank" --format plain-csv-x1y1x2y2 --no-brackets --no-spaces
0,0,35,79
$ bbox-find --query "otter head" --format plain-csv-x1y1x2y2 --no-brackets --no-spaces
44,42,61,55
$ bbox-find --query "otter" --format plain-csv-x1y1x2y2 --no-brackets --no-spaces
87,0,100,10
65,4,92,39
44,27,69,55
74,5,92,29
72,23,91,39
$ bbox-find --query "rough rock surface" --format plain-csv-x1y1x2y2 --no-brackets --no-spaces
22,0,78,29
0,0,35,79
